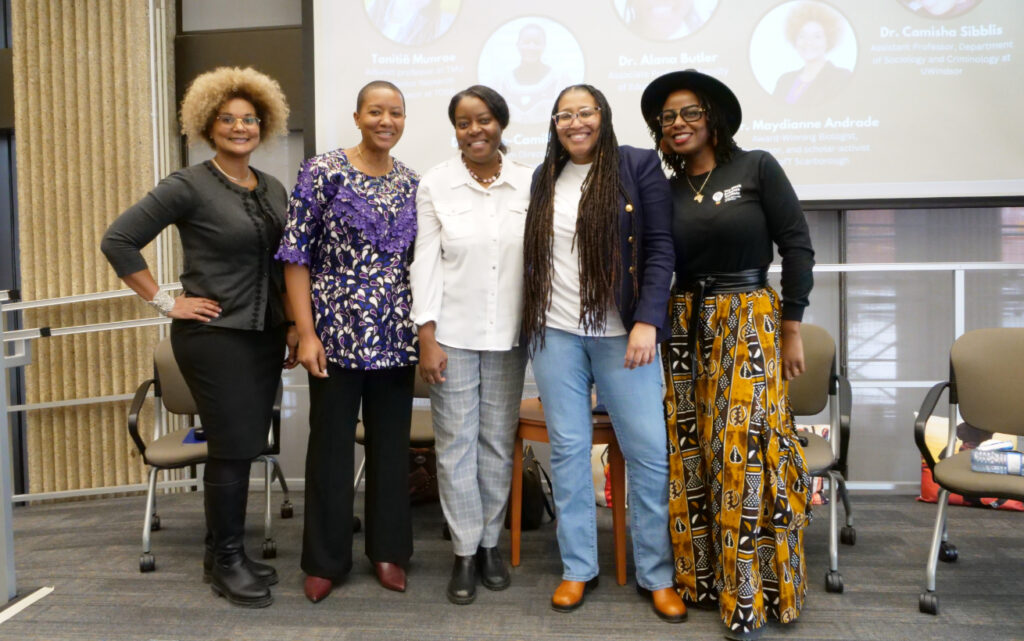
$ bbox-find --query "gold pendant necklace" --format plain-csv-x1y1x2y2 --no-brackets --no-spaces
685,166,714,203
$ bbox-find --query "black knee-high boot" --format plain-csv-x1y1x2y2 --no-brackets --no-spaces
203,530,278,586
205,476,273,608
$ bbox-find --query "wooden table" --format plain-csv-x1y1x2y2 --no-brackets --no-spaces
509,397,627,586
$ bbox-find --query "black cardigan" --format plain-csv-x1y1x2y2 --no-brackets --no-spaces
101,161,289,331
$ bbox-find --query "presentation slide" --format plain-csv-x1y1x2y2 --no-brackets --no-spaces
314,0,1024,203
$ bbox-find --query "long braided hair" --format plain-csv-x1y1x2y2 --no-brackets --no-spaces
522,85,627,349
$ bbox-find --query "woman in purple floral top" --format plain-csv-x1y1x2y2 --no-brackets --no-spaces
276,81,419,603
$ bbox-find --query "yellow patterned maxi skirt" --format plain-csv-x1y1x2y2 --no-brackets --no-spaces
661,287,812,635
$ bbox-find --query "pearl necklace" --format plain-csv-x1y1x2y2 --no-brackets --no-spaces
462,154,502,185
210,158,251,183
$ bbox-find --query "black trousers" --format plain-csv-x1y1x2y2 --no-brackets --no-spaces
301,364,415,579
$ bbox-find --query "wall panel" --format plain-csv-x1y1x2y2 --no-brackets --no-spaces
12,0,161,494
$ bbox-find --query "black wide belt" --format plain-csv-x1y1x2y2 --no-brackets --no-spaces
679,267,768,378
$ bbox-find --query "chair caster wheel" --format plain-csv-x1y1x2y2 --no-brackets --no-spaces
139,553,155,572
280,501,294,519
825,570,843,593
840,525,856,545
919,592,939,614
353,517,362,533
262,540,277,559
939,541,958,563
150,515,161,531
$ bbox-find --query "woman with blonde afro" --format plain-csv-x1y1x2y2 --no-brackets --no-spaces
771,2,852,105
102,67,294,608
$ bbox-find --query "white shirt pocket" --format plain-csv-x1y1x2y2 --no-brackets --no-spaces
505,199,530,238
436,200,475,242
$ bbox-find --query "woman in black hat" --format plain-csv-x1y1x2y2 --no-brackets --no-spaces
640,70,815,641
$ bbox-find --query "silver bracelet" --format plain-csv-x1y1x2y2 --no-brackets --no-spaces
147,291,175,316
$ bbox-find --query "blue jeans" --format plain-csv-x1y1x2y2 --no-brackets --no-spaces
531,328,674,590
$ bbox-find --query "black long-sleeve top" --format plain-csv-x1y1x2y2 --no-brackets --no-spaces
101,161,289,331
670,149,814,321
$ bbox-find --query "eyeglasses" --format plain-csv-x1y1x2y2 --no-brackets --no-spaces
552,107,601,129
655,106,706,127
215,114,261,127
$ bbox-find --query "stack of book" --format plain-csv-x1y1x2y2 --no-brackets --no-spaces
970,440,1023,476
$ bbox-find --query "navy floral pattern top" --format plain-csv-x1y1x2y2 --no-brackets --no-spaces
275,149,419,369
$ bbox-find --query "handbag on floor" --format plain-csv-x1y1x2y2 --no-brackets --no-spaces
505,445,555,530
409,447,440,505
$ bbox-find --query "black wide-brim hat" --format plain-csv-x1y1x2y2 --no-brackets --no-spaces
640,69,741,135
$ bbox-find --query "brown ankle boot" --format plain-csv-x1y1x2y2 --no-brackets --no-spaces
649,587,687,623
551,577,599,612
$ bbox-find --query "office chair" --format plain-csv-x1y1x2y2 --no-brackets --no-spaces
127,338,293,572
789,323,855,594
913,327,1024,614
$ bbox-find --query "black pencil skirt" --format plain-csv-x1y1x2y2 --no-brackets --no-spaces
170,319,286,460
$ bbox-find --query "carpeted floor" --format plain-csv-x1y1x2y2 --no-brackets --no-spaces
1,490,1022,641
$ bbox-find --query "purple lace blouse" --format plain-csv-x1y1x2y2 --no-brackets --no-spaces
275,149,419,369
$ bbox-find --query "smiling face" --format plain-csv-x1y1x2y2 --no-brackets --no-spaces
659,89,711,159
795,20,829,62
554,89,602,165
453,95,502,167
210,97,261,158
353,87,406,153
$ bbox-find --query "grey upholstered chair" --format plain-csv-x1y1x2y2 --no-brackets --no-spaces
913,327,1024,614
127,338,292,572
789,323,855,594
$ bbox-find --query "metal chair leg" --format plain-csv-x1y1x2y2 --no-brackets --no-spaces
252,456,278,559
142,467,158,554
353,455,367,492
262,457,273,541
823,469,844,593
271,459,290,498
827,471,840,573
266,456,293,518
838,477,854,528
925,489,950,592
139,467,158,572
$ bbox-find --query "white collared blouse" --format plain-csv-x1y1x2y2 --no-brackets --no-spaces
410,153,533,351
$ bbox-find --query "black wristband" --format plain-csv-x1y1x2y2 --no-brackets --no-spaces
284,320,296,327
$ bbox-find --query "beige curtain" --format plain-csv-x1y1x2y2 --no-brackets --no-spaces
12,1,170,494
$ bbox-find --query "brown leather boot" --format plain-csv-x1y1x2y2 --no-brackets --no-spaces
649,587,688,623
551,577,599,613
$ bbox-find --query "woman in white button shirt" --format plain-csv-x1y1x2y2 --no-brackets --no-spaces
410,85,533,605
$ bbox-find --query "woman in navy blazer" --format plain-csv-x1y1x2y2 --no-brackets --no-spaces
521,84,685,622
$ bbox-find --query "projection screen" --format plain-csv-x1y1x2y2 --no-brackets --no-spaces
313,0,1024,203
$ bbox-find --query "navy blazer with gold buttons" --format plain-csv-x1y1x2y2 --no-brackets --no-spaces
531,145,675,342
